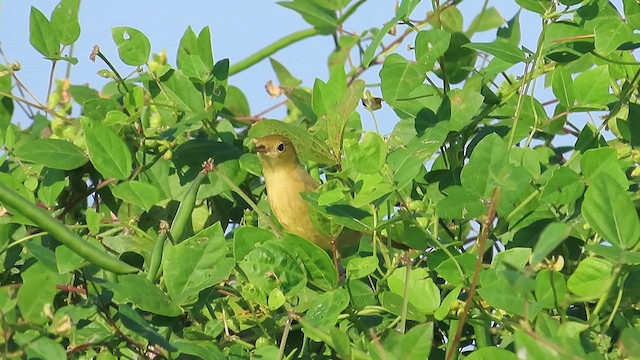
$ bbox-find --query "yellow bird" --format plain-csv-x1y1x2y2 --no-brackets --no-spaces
253,134,358,250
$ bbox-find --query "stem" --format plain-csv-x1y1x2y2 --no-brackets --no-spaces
446,188,501,360
229,28,320,76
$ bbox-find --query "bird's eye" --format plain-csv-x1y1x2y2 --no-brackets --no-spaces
277,143,285,152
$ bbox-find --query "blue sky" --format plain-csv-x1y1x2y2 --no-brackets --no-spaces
1,1,547,134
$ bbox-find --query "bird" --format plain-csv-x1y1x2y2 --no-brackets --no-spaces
253,134,359,251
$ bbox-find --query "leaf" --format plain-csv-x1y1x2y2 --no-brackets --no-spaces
82,117,132,180
271,58,303,89
50,0,80,45
278,0,338,35
239,240,307,296
362,20,398,67
346,256,378,279
535,270,568,309
388,267,440,315
551,65,575,108
23,337,67,360
118,304,177,351
248,119,335,165
460,133,509,199
515,0,553,14
581,147,628,190
400,323,434,359
158,69,206,113
445,88,484,131
435,32,477,84
625,0,640,29
415,29,451,71
380,54,427,106
29,7,59,58
594,18,634,55
163,223,235,304
437,186,485,220
531,223,571,265
567,257,612,299
468,7,505,35
283,233,338,291
15,138,88,170
106,275,182,317
303,288,349,329
345,131,386,174
112,26,151,66
233,226,277,261
573,65,610,108
112,181,162,210
38,168,68,207
463,42,526,64
539,166,584,205
582,173,640,249
326,79,364,161
17,262,66,324
466,347,518,360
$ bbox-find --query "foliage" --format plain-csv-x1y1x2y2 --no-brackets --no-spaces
1,0,640,359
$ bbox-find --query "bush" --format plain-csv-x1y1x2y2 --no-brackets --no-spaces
1,0,640,359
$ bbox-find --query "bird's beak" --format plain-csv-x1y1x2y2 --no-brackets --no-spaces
252,138,267,154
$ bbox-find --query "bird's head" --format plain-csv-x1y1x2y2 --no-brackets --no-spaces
253,134,300,170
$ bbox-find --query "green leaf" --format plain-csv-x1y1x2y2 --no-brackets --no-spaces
302,288,349,329
567,257,612,299
388,267,440,315
112,26,151,66
118,304,178,351
105,274,182,317
581,147,628,190
50,0,80,45
248,119,336,165
380,54,427,107
594,18,634,55
415,29,451,71
17,262,66,324
429,6,463,33
239,239,307,296
55,245,88,273
379,291,427,322
233,226,277,261
435,286,462,320
531,223,571,265
38,168,68,207
435,32,477,84
345,131,386,174
573,65,610,108
539,166,584,205
112,181,162,210
346,256,378,279
163,223,235,305
515,0,553,14
29,7,59,58
466,347,518,360
445,88,484,131
278,0,338,35
468,7,504,35
23,336,67,360
625,0,640,29
362,20,398,67
15,138,88,170
82,117,132,180
284,234,338,291
551,65,574,108
478,268,536,317
460,133,509,199
582,173,640,249
327,79,364,161
437,186,485,220
400,323,434,359
270,58,303,88
535,270,568,309
619,327,640,358
157,69,206,113
463,42,526,64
